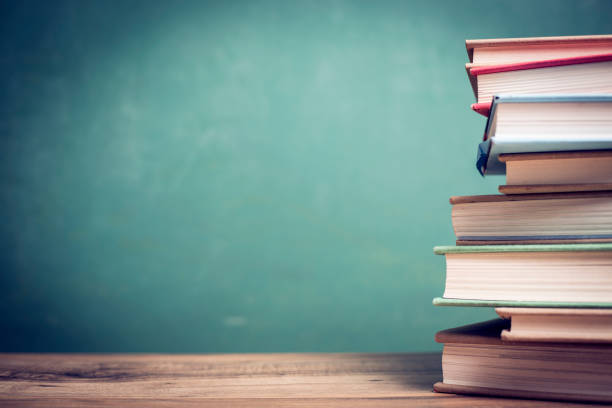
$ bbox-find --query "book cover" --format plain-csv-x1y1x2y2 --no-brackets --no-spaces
432,297,612,308
471,101,491,116
434,242,612,255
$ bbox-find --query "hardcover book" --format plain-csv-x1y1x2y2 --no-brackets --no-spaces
434,319,612,403
433,243,612,304
475,95,612,175
466,54,612,105
498,151,612,194
467,35,612,65
496,307,612,343
450,191,612,245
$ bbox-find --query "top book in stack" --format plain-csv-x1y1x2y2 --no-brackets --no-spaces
466,35,612,116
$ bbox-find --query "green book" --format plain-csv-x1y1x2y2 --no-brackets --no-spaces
433,243,612,307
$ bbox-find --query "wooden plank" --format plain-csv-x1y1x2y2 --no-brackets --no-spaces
0,353,590,407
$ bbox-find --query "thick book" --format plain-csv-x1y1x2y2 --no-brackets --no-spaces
433,243,612,304
434,319,612,403
450,191,612,245
496,307,612,343
465,53,612,106
475,95,612,175
467,35,612,66
498,151,612,194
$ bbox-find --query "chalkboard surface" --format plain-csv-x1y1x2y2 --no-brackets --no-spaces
1,0,611,352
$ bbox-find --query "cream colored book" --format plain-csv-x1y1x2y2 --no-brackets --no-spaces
434,244,612,303
467,54,612,105
498,151,612,194
450,192,612,245
496,308,612,343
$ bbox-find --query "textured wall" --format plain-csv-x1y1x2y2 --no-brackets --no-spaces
2,0,611,351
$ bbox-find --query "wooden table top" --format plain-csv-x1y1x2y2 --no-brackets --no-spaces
0,353,593,407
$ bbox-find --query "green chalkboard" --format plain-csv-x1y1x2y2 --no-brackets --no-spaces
1,0,612,352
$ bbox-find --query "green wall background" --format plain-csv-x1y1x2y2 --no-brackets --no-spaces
2,0,612,352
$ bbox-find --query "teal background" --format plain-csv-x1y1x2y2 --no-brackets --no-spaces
2,0,611,352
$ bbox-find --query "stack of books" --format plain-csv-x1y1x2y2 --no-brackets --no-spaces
433,35,612,404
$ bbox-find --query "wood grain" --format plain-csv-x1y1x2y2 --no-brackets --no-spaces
0,353,596,407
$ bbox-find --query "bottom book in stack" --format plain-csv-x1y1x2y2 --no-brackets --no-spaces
435,318,612,403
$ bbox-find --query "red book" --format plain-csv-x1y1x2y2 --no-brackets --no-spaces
466,53,612,105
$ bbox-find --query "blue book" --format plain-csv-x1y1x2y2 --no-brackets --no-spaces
476,94,612,176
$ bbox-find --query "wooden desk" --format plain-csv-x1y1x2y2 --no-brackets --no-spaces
0,353,590,407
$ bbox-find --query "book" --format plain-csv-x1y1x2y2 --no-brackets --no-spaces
434,319,612,403
475,95,612,175
466,54,612,106
498,151,612,194
467,35,612,66
467,35,612,116
496,308,612,343
450,191,612,245
433,244,612,304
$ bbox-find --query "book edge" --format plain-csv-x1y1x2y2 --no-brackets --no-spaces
465,35,612,51
449,190,612,204
432,297,612,308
